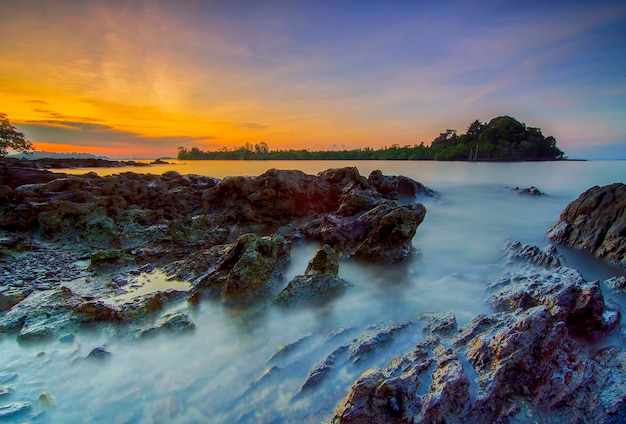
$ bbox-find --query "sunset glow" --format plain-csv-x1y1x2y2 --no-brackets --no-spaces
1,0,625,159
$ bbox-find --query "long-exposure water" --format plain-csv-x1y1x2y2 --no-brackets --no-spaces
2,160,625,423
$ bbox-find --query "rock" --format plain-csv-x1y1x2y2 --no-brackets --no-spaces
59,333,76,343
111,275,128,286
0,157,69,188
0,163,435,337
90,249,135,268
38,392,55,407
137,312,196,338
605,275,626,291
301,345,349,390
167,215,229,246
331,259,626,423
191,233,291,304
348,320,415,363
0,386,14,397
422,312,458,337
120,289,189,321
352,203,426,262
368,170,439,200
513,186,544,196
202,168,335,225
73,301,121,322
275,245,351,305
0,288,30,311
488,267,619,337
87,346,111,360
505,240,561,267
548,183,626,268
0,286,81,338
267,334,314,365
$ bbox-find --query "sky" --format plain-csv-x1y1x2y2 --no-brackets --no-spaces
1,0,625,159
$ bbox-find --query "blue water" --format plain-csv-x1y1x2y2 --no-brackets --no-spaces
2,160,624,422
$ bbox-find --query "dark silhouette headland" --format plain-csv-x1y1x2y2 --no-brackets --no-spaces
178,116,566,161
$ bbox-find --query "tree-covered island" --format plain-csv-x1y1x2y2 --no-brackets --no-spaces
178,116,565,161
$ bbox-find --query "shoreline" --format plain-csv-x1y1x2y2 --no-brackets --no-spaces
0,160,624,422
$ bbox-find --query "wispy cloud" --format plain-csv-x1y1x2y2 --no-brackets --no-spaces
1,0,625,156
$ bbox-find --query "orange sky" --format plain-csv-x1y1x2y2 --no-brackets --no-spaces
2,1,625,159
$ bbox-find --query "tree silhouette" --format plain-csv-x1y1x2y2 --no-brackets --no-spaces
0,113,33,156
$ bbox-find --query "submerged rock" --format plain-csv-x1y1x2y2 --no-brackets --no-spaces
87,346,111,360
548,183,626,268
512,186,545,196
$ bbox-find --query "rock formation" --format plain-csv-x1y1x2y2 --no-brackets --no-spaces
329,245,624,423
0,159,434,337
548,183,626,268
276,245,351,305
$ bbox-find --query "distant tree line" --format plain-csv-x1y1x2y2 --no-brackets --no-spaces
177,116,565,161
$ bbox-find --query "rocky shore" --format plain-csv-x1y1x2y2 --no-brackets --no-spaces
548,182,625,269
0,159,434,342
1,159,625,422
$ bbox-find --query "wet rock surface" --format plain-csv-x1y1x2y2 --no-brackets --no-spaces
0,160,433,338
276,245,351,305
548,182,626,268
327,245,625,424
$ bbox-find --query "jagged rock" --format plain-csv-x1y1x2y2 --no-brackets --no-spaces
0,157,69,188
548,183,626,268
352,203,426,262
301,202,426,263
191,233,291,304
488,267,619,337
605,275,626,291
90,249,135,268
505,240,561,267
331,260,625,423
276,245,351,305
202,168,335,225
348,320,415,362
368,170,439,200
301,345,349,390
422,312,458,337
0,163,435,340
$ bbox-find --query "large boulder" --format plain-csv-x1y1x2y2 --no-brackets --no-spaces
548,183,626,268
367,170,438,200
298,202,426,263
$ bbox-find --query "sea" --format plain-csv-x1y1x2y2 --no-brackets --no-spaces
1,160,625,423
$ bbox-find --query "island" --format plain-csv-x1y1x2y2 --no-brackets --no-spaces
178,116,565,161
